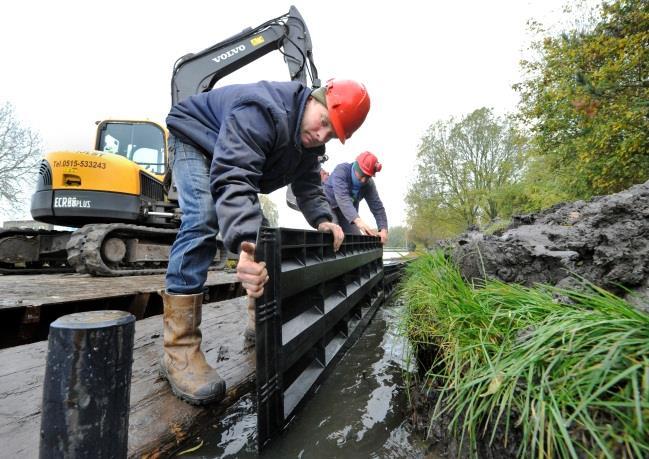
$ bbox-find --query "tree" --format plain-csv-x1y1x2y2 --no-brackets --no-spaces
406,185,465,248
0,102,42,217
405,108,526,246
259,194,278,227
516,0,649,197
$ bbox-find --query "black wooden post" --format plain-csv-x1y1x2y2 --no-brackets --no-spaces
39,310,135,458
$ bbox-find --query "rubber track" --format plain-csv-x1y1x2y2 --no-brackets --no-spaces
0,228,73,274
66,223,227,276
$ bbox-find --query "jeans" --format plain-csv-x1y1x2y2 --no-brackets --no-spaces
165,135,219,294
331,207,362,235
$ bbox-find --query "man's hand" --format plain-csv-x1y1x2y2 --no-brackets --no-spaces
353,217,378,237
379,228,388,245
236,241,269,298
317,221,344,251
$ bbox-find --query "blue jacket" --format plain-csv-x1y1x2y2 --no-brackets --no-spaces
167,81,332,253
323,162,388,230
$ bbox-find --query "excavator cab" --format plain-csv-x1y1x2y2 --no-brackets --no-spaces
95,120,167,177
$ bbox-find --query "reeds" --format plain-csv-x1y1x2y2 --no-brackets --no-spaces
400,251,649,458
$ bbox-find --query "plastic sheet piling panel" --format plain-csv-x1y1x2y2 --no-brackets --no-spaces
254,227,383,450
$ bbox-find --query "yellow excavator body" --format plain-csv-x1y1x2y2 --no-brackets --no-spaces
31,119,172,229
43,149,157,195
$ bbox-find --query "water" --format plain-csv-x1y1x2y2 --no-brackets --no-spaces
174,297,433,458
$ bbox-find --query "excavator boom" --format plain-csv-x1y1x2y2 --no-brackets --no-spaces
171,6,319,105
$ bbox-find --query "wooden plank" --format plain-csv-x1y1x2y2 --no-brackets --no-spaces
0,295,255,458
0,270,238,311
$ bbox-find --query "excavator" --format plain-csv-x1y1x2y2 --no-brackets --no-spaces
0,6,320,276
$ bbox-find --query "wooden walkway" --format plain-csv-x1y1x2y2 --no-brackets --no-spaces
0,295,255,458
0,270,239,311
0,271,242,348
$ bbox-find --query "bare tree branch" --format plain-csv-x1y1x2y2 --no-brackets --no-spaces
0,102,42,216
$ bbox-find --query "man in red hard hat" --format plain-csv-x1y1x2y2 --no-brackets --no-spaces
161,78,370,405
323,151,388,244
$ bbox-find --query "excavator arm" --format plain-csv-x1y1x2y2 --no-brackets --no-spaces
169,5,323,210
171,5,320,106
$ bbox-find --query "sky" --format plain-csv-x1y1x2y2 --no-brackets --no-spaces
0,0,583,230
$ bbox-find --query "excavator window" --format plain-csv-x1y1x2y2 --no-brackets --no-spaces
97,121,166,174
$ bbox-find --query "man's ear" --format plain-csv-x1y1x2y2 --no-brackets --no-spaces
303,96,315,113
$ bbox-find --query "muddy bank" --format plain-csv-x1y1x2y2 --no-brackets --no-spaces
447,179,649,312
405,181,649,457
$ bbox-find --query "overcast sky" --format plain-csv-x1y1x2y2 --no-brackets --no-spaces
0,0,585,229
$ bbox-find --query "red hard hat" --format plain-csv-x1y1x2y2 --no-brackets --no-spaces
356,151,382,177
325,79,370,144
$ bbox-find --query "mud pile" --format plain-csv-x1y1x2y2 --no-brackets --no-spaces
447,179,649,312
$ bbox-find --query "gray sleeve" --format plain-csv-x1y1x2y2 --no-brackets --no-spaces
292,159,333,227
364,180,388,230
332,168,359,224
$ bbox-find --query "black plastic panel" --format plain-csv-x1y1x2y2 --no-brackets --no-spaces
383,260,407,297
254,228,385,450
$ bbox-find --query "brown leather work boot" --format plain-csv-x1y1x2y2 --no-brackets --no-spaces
244,296,255,343
160,292,225,405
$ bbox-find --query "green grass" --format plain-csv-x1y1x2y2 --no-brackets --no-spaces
400,251,649,458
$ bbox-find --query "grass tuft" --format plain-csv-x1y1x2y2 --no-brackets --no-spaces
400,251,649,458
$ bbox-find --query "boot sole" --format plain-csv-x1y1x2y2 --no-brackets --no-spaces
159,361,226,406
